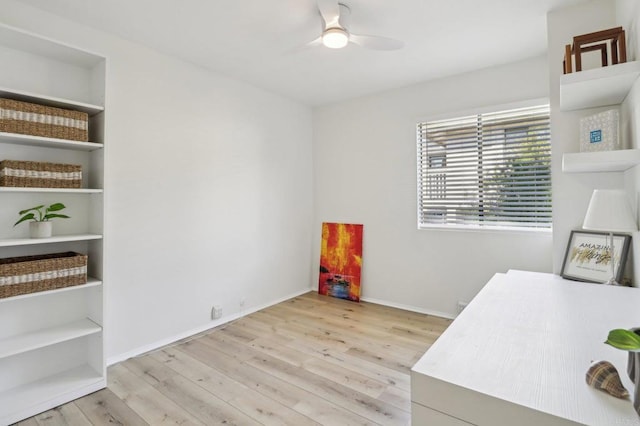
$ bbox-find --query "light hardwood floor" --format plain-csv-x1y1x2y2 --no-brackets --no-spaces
15,291,451,426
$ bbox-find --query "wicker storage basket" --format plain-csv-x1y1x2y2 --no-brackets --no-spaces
0,160,82,188
0,252,88,298
0,98,89,141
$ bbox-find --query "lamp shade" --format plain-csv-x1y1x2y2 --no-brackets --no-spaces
583,189,638,232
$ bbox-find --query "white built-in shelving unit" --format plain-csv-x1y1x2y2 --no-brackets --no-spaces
0,24,106,424
560,61,640,173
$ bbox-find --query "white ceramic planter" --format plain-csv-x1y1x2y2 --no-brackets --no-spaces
29,221,52,238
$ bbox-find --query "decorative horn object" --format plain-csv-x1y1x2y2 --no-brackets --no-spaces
586,360,630,399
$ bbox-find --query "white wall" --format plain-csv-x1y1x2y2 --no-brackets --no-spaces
616,0,640,60
312,56,553,318
0,0,314,362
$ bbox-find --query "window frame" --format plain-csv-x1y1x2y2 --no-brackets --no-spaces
416,99,552,234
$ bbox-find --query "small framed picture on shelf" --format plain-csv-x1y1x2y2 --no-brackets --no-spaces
561,230,631,283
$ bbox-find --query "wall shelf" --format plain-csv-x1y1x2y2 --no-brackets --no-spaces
0,278,102,303
0,132,103,151
0,318,101,359
0,87,104,116
0,364,105,426
0,187,103,194
560,61,640,111
562,149,640,172
0,24,103,69
0,234,102,247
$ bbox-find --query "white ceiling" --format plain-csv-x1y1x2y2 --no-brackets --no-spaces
22,0,591,106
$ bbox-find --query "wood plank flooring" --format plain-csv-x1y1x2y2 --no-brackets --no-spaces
15,291,451,426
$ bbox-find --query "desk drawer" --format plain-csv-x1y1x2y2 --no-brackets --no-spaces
412,403,475,425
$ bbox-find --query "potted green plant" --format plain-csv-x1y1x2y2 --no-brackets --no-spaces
14,203,70,238
606,328,640,415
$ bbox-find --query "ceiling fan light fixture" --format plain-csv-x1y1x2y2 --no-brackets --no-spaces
322,27,349,49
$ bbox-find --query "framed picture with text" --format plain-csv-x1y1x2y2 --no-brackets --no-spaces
561,230,631,284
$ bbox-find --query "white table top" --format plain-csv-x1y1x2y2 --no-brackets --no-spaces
411,270,640,426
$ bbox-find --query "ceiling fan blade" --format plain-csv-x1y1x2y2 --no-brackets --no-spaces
317,0,341,29
287,37,322,54
350,34,404,51
288,36,323,54
306,37,324,48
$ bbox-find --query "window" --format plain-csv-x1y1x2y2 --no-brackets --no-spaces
417,104,551,230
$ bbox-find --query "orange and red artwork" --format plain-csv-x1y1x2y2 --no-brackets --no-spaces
318,222,363,302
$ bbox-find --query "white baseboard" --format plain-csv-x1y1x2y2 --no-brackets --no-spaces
106,286,314,366
359,296,456,320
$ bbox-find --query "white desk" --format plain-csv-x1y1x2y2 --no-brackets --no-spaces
411,270,640,425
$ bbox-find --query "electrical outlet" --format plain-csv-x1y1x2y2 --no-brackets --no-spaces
211,305,223,319
457,301,468,314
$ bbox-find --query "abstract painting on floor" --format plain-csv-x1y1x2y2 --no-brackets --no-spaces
318,222,363,302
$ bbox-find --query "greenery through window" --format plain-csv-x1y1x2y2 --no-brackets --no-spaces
417,104,551,230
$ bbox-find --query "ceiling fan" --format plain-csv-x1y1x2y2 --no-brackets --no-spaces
309,0,404,50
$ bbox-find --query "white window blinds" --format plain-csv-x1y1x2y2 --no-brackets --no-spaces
417,104,551,230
